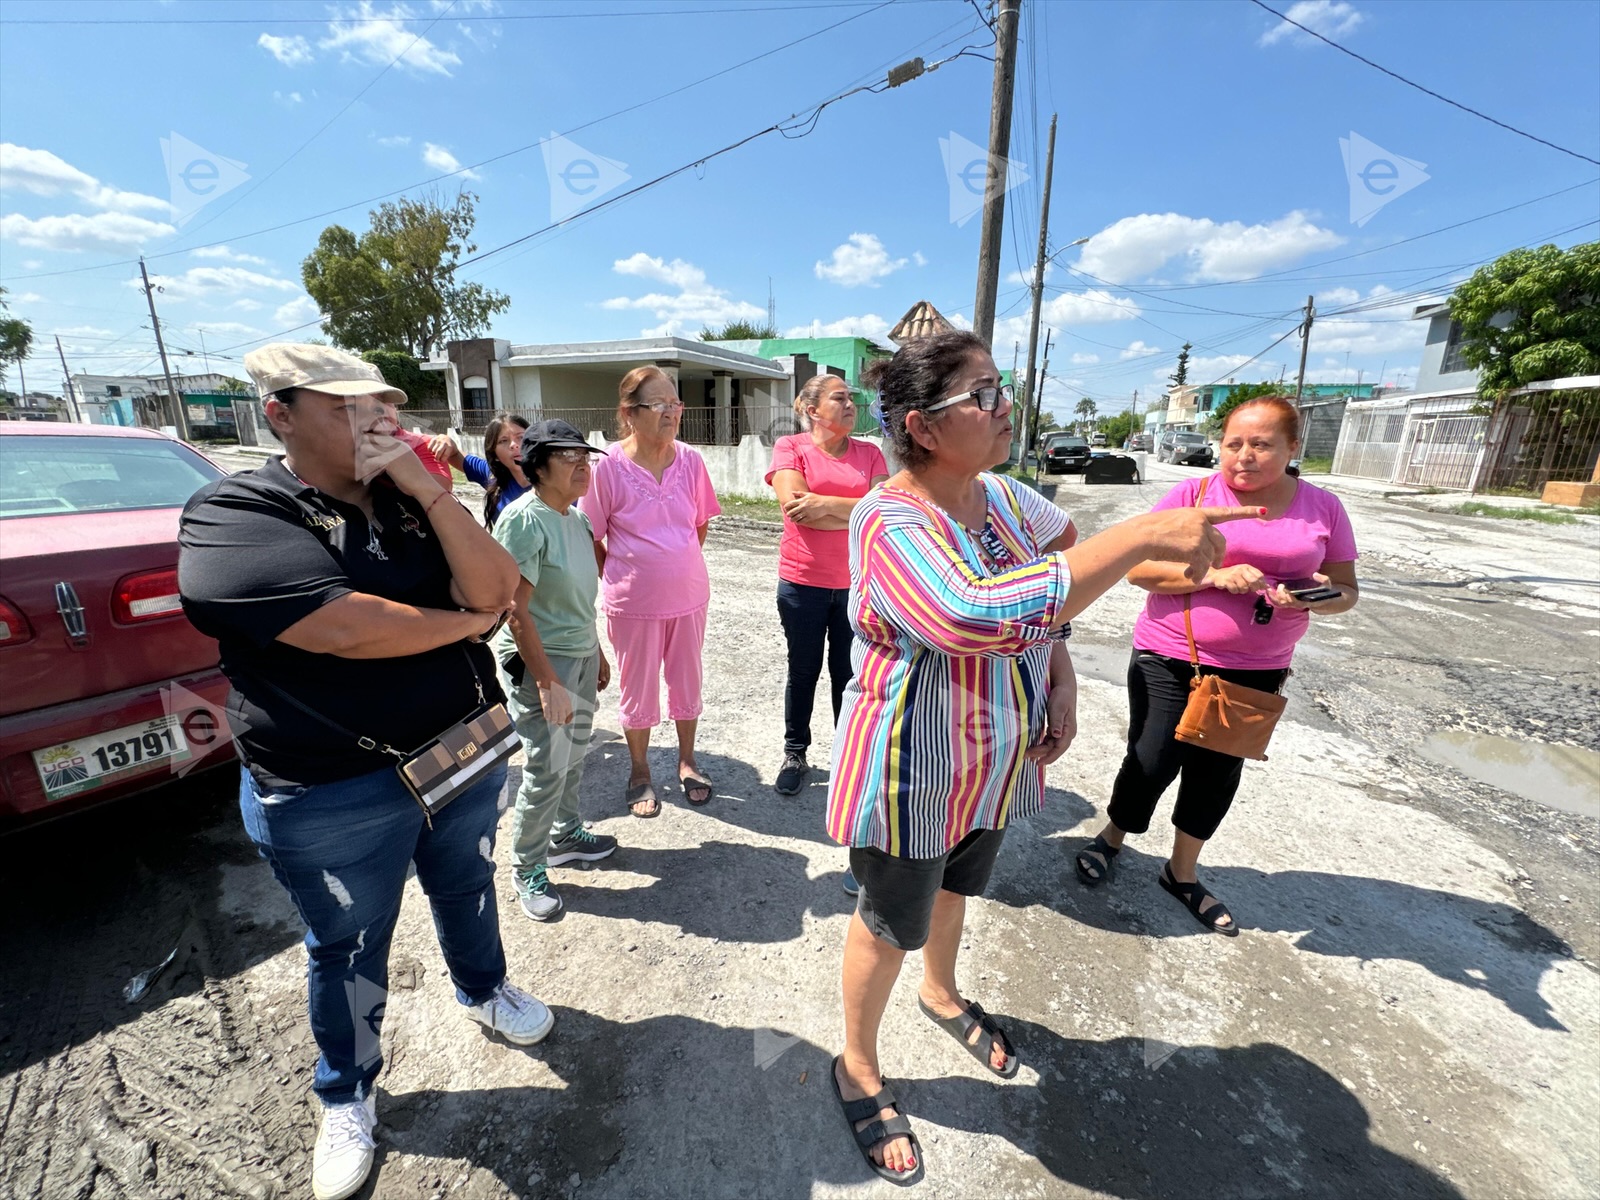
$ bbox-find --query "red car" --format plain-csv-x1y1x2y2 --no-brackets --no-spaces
0,424,235,831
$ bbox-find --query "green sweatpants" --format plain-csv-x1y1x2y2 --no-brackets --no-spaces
501,650,599,872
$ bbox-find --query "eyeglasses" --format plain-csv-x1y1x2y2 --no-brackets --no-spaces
631,399,684,414
925,383,1014,414
549,448,595,463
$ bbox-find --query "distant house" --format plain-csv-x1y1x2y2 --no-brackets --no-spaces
1163,381,1375,449
70,371,253,428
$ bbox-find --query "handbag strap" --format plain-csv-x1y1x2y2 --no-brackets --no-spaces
1181,475,1213,679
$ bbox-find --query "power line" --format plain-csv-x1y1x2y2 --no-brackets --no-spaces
0,1,934,24
1248,0,1600,167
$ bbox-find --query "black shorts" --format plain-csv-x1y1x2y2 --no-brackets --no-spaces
849,827,1007,951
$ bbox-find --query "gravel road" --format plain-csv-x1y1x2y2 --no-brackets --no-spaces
2,455,1595,1200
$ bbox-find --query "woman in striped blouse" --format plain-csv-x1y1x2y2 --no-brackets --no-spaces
827,331,1263,1184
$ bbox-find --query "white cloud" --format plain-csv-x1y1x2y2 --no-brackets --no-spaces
1006,261,1059,287
0,143,169,215
1260,0,1365,47
232,299,264,312
258,33,314,66
130,266,300,301
376,134,412,147
421,142,479,179
274,295,323,327
1069,352,1100,365
1120,339,1162,360
192,244,268,265
784,315,892,340
603,253,763,337
1075,211,1343,284
11,291,44,304
273,90,305,105
321,2,462,76
1,211,175,252
1316,286,1361,306
1309,315,1426,357
814,234,909,288
186,320,263,338
913,251,928,268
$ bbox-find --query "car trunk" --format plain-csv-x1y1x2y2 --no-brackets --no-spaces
0,509,219,718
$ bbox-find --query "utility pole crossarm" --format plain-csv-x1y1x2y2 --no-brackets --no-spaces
1294,294,1315,403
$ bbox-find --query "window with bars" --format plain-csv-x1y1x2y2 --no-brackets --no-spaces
1439,321,1472,375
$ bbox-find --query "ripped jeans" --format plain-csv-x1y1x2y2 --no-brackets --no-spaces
239,762,509,1104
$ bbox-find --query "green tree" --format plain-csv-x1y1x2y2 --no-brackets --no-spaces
1449,241,1600,399
302,190,509,359
699,319,778,341
361,348,446,405
1168,341,1192,389
1074,396,1097,431
1208,381,1286,434
0,287,34,393
1100,410,1136,447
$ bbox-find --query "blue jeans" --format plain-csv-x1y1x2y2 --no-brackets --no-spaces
240,762,509,1104
776,580,855,756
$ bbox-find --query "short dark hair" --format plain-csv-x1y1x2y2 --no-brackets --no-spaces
261,388,299,443
861,330,990,469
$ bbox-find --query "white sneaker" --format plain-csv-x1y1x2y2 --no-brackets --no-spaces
465,981,554,1046
311,1093,377,1200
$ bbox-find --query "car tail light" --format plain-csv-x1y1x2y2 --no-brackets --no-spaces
113,568,184,623
0,595,33,646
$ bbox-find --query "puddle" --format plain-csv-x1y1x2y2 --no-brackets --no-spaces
1418,731,1600,818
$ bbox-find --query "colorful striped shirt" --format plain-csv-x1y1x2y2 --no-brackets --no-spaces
827,474,1073,857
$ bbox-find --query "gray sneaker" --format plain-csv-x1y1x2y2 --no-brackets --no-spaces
774,752,808,796
515,865,562,921
547,824,618,866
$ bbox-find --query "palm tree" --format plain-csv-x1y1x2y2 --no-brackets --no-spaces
1074,396,1097,433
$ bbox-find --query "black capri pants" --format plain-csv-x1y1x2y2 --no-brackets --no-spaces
1107,649,1289,842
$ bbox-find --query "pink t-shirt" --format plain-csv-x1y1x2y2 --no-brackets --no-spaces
765,434,888,590
1133,474,1359,670
580,442,722,619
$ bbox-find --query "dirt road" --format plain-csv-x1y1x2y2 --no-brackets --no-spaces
2,458,1596,1199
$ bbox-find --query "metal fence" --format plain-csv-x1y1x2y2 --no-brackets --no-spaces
1478,393,1600,493
395,404,807,458
1332,403,1408,481
1394,413,1489,488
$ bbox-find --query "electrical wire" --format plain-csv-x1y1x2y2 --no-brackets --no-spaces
1248,0,1599,168
0,1,939,24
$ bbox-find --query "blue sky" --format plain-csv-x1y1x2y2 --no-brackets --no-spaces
1,0,1596,422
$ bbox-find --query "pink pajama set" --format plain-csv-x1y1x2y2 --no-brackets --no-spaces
579,443,722,730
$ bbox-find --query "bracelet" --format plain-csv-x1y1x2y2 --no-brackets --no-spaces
465,609,510,644
424,489,451,517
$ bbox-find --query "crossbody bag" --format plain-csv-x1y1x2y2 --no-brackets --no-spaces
1171,476,1288,762
259,646,516,825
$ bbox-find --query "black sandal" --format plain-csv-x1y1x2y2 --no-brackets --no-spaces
1158,863,1240,937
830,1056,924,1186
1074,834,1121,887
917,997,1021,1079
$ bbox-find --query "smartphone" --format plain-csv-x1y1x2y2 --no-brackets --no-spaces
1286,579,1343,602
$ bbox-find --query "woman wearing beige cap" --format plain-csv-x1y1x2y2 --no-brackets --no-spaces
178,343,552,1200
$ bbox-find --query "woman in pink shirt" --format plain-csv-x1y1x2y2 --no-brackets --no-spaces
1074,396,1360,934
581,367,722,818
766,375,889,797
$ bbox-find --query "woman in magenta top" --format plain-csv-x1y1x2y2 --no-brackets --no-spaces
580,366,721,817
765,375,888,796
1075,395,1360,935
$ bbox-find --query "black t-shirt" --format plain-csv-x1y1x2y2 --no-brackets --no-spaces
178,457,503,787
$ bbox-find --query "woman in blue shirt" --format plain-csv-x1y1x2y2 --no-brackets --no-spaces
431,413,530,528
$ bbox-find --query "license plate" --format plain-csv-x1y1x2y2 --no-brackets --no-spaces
33,714,193,802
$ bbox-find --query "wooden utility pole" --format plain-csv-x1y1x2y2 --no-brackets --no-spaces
1030,328,1052,484
55,335,82,423
139,256,190,441
972,0,1021,343
1018,112,1058,464
1293,294,1315,402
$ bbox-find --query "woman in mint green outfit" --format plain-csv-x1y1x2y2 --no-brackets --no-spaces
493,419,617,921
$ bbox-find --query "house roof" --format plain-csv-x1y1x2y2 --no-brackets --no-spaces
888,300,955,345
422,336,787,378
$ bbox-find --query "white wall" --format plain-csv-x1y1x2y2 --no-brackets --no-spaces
585,430,889,501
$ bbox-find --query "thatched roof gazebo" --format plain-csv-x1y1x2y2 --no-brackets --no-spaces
888,299,956,346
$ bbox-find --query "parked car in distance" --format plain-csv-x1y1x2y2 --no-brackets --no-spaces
1089,432,1108,447
1157,430,1215,466
0,425,235,832
1127,432,1153,452
1043,433,1092,474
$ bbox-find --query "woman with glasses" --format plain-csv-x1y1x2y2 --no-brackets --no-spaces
580,366,722,818
826,331,1262,1184
766,375,888,800
429,413,531,529
1073,395,1358,934
492,420,619,923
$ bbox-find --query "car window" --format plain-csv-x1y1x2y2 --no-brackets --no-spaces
0,435,224,518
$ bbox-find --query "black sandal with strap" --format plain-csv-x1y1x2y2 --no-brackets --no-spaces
917,997,1021,1079
1159,863,1240,937
1074,834,1121,887
829,1056,924,1186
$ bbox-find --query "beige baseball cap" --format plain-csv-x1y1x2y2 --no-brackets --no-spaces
244,343,408,405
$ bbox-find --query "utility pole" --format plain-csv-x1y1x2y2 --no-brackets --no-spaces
1017,111,1058,464
1293,294,1314,403
972,0,1021,343
1030,328,1052,485
55,335,82,423
139,256,190,441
